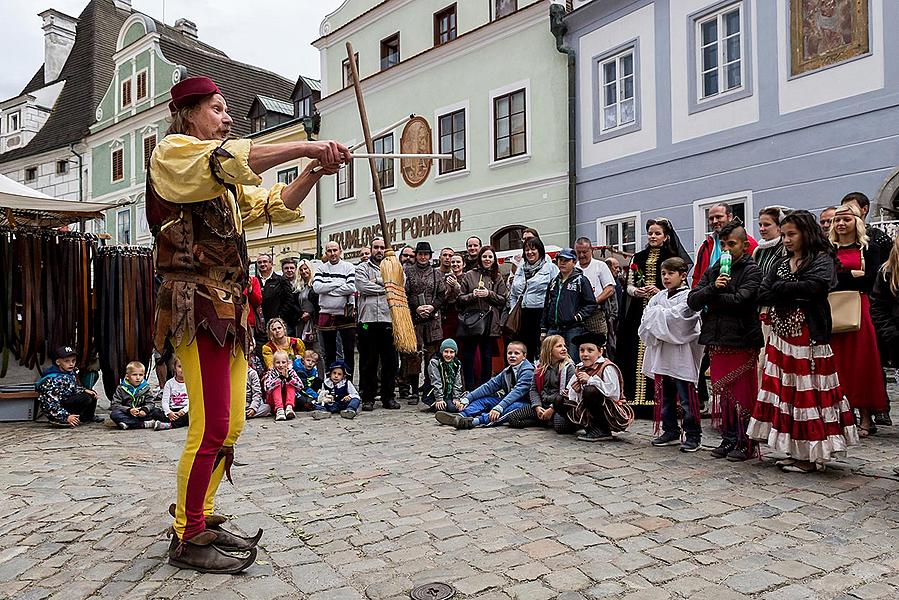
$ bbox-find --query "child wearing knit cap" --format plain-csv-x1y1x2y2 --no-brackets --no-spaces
421,339,466,412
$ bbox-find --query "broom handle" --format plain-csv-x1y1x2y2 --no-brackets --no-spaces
346,41,392,245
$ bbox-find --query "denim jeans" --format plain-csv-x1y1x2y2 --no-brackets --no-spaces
314,397,361,413
660,376,701,440
460,396,528,427
547,325,587,363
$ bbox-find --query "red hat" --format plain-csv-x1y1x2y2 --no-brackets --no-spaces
168,76,221,112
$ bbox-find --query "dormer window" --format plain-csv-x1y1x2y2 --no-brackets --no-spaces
6,112,20,132
251,116,266,133
121,78,133,108
136,70,148,101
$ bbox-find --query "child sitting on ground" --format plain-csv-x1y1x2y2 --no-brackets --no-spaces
421,339,465,412
263,350,303,421
293,350,323,411
313,361,361,420
109,361,163,430
36,345,102,427
245,364,268,418
507,335,576,431
435,341,534,429
157,358,189,430
638,257,704,452
566,332,632,441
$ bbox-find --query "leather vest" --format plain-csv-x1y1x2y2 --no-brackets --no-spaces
146,171,250,355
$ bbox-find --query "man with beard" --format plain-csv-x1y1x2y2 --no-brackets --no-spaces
464,236,482,272
355,237,399,410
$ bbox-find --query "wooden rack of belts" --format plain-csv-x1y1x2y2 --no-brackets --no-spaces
95,246,155,398
0,226,97,377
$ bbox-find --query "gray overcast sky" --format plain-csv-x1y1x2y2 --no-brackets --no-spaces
0,0,344,100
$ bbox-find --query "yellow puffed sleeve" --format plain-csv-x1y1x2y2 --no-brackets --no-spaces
149,134,263,203
238,182,302,229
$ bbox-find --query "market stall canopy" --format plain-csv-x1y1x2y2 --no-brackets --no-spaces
0,173,129,227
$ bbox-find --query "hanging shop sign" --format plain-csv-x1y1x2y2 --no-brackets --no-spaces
329,207,462,256
400,116,433,188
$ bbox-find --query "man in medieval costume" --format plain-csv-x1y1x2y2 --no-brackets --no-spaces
147,76,349,573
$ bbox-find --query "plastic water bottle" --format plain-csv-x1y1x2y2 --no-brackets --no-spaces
720,252,732,277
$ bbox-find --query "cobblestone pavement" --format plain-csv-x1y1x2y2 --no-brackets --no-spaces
2,390,899,600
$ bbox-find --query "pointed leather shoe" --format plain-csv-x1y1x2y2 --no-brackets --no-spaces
168,530,257,574
168,504,261,551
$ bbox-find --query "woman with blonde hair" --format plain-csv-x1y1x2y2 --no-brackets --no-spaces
507,335,576,432
871,235,899,371
261,318,305,369
295,259,318,346
827,203,887,437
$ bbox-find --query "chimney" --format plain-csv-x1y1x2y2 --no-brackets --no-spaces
174,18,198,39
39,9,78,84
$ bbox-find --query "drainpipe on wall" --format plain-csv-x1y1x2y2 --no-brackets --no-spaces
550,1,577,247
69,143,84,231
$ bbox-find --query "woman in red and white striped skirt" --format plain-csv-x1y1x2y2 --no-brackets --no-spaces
747,211,858,473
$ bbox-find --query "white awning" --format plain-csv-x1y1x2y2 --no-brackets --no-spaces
0,173,129,226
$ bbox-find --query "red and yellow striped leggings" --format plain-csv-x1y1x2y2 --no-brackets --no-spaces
171,331,247,540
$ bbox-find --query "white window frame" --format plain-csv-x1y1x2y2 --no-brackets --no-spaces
597,210,641,255
142,131,157,171
434,99,470,181
692,190,753,250
56,160,69,176
336,138,357,204
24,166,37,182
116,207,132,245
488,79,531,168
599,49,637,134
277,167,298,185
135,68,149,101
370,132,395,193
695,3,744,102
7,111,21,132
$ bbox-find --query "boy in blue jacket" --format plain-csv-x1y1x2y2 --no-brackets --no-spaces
435,341,534,429
36,345,102,427
292,350,323,411
109,361,163,430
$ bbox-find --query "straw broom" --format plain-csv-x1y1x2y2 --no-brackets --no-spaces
345,42,417,354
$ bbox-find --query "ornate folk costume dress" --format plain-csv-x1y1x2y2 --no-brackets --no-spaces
147,134,301,542
747,254,858,463
618,246,672,408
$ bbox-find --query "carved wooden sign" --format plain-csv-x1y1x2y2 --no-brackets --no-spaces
400,116,432,188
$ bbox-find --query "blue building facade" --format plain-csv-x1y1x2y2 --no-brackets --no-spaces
565,0,898,257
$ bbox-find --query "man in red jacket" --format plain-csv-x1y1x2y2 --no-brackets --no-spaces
691,203,758,288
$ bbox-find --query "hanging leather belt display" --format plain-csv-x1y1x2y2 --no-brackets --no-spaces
0,226,99,376
95,245,155,398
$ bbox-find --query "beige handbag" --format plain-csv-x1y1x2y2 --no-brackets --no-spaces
828,290,861,334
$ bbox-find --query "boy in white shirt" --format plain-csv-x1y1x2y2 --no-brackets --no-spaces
638,257,704,452
157,358,189,430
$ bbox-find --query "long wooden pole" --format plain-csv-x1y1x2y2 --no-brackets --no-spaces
345,41,391,243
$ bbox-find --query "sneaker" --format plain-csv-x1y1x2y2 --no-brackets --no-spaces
275,409,287,421
726,446,750,462
360,402,375,412
155,421,172,431
435,411,460,427
285,406,296,420
312,410,331,420
680,439,701,453
407,395,420,406
143,420,157,429
118,422,129,430
382,399,401,409
91,416,106,424
710,439,736,459
874,412,892,426
340,409,356,420
578,427,612,442
651,431,680,447
455,416,475,430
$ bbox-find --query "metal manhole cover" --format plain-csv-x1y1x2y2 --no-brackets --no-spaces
410,582,456,600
